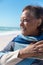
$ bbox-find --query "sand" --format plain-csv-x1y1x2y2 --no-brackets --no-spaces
0,31,21,51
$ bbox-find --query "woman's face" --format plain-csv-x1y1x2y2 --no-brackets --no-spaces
20,10,41,36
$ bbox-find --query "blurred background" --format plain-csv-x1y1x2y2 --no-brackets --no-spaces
0,0,43,31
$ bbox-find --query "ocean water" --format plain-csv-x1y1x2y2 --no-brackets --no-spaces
0,27,20,35
0,27,20,32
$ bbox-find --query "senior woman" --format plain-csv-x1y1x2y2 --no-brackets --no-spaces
0,5,43,65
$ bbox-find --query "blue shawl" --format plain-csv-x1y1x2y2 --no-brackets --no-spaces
12,34,43,65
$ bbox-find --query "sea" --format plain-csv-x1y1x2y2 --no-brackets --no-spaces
0,27,20,32
0,27,20,35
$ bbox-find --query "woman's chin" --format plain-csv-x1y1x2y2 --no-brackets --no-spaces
21,31,28,36
21,31,31,36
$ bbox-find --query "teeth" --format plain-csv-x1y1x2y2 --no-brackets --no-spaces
20,26,26,30
21,27,26,31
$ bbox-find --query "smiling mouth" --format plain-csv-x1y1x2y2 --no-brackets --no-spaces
21,27,26,31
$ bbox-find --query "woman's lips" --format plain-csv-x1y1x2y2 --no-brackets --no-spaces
21,27,26,31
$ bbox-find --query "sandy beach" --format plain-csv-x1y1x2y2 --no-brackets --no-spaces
0,31,21,51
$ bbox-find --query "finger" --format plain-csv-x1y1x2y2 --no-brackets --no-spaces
34,45,43,52
35,40,43,46
35,44,43,49
38,48,43,52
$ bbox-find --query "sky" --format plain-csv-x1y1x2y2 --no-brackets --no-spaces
0,0,43,27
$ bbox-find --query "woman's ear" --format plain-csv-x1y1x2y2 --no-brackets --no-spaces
38,18,42,27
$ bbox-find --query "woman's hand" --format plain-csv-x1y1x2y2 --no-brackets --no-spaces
18,42,37,58
34,40,43,53
18,40,43,59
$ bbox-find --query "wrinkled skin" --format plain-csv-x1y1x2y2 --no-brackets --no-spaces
19,10,43,59
19,40,43,59
20,10,42,36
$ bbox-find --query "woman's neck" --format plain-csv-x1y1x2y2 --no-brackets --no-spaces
29,30,39,36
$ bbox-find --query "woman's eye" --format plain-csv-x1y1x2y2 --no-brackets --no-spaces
25,20,27,22
23,19,28,22
20,19,31,22
24,19,30,22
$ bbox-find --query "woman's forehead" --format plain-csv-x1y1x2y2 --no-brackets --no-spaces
21,10,35,19
21,11,35,21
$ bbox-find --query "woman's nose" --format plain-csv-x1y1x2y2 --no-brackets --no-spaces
20,21,24,26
